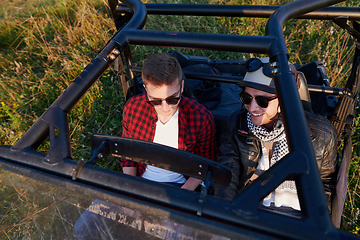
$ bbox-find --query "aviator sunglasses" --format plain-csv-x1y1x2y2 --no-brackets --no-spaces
245,58,275,78
146,86,182,106
239,91,277,108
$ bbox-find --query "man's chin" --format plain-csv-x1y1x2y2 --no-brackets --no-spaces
251,117,263,126
156,110,174,117
160,110,171,115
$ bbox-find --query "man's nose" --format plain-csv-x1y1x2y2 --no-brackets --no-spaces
160,100,170,108
247,98,259,111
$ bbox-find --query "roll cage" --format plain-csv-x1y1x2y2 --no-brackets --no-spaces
0,0,360,239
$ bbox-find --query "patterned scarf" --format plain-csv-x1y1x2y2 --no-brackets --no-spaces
247,111,299,210
246,112,289,165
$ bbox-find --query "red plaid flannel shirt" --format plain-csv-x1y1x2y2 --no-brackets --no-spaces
120,93,217,176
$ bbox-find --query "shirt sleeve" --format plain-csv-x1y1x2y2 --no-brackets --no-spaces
197,111,217,161
120,101,138,169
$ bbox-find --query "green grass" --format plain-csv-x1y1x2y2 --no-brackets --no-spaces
0,0,359,237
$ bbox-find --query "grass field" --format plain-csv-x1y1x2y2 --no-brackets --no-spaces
0,0,359,237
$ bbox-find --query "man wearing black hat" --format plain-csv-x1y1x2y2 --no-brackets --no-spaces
215,57,338,214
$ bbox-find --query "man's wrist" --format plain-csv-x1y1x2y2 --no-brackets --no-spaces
123,167,137,176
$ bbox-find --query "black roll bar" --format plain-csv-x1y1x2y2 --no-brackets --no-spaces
116,30,275,53
264,1,343,231
115,4,360,20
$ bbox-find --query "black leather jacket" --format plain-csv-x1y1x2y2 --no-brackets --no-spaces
215,108,338,211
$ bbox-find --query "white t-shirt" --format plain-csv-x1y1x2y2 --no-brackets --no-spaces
258,141,300,211
141,110,186,184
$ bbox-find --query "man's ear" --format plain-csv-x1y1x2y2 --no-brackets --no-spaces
181,80,184,93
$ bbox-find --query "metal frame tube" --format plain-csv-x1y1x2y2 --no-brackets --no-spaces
116,4,360,20
117,29,274,53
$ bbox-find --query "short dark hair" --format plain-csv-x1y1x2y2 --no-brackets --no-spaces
142,53,182,86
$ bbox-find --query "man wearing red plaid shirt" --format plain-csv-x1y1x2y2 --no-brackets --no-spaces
121,53,217,190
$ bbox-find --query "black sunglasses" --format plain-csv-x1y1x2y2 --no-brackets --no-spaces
146,86,182,106
245,58,275,78
239,91,277,108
